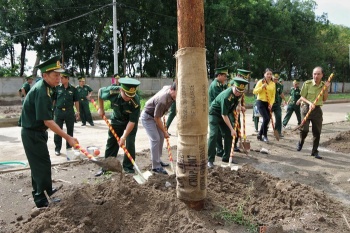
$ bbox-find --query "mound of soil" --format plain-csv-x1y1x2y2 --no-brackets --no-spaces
320,131,350,153
5,163,350,233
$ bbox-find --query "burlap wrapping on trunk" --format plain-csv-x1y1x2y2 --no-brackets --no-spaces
175,47,208,201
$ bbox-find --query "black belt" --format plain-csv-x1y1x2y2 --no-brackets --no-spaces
25,127,48,132
144,111,154,118
57,107,72,111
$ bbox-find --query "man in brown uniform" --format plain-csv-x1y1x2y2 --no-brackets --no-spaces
296,66,330,159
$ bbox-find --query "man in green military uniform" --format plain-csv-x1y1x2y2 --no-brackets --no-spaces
53,71,80,156
112,73,120,86
271,71,287,138
21,56,79,208
76,77,94,126
18,75,34,126
208,67,228,157
297,67,330,159
282,80,301,128
207,77,249,168
232,68,251,152
95,77,141,176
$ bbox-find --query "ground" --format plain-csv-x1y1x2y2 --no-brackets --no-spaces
1,105,350,233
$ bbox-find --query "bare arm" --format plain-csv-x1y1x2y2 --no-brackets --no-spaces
154,116,169,138
97,88,105,117
74,101,80,119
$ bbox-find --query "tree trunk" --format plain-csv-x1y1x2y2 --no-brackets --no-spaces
33,26,49,77
91,17,107,77
19,39,28,76
176,0,207,210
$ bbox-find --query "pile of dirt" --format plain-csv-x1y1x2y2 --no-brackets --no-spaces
320,131,350,153
10,164,350,233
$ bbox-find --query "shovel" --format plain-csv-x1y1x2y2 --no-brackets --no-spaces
90,99,152,184
263,80,280,141
239,96,250,155
162,116,176,175
221,110,239,170
293,73,334,131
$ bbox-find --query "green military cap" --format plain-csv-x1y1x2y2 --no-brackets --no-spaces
35,55,64,73
119,77,140,97
273,71,281,79
230,77,249,93
25,75,33,80
293,80,299,84
214,66,229,75
78,77,86,81
113,73,120,79
237,69,251,80
61,71,70,78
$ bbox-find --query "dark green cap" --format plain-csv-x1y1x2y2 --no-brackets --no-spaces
25,75,33,80
61,71,70,78
35,56,64,73
230,77,249,93
78,77,86,81
113,73,120,79
237,69,251,80
214,66,229,75
273,71,281,79
119,78,140,97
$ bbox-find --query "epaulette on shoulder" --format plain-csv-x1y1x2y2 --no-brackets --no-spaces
109,89,120,95
228,94,233,101
130,98,139,108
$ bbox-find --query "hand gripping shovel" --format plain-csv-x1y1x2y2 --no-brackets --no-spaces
264,80,280,141
74,144,123,173
292,73,334,131
221,110,239,171
162,116,176,175
90,99,152,184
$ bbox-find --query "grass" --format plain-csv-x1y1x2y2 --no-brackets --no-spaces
212,181,258,233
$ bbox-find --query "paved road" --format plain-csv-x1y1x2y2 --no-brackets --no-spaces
0,102,349,168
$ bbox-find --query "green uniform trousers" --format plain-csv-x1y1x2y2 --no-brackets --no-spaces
272,104,282,135
54,108,75,151
79,99,93,124
283,104,301,127
208,115,232,163
299,105,323,155
166,102,176,129
21,128,54,207
105,123,138,171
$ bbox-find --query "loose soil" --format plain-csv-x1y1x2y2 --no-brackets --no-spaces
1,106,350,233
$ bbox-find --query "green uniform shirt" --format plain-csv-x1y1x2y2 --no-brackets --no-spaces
208,78,226,104
21,79,55,129
274,82,283,105
54,83,79,109
209,88,241,117
289,86,301,105
99,86,140,125
19,82,31,97
300,79,325,106
76,85,93,100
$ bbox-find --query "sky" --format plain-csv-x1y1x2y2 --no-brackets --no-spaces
314,0,350,27
13,1,350,75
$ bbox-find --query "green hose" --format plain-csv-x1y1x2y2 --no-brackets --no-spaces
0,161,28,167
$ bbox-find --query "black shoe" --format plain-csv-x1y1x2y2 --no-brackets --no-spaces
55,151,60,156
312,152,322,159
234,147,241,152
81,123,86,126
123,168,135,174
152,167,168,174
160,161,169,167
297,141,303,151
95,169,106,177
257,135,262,141
89,122,94,126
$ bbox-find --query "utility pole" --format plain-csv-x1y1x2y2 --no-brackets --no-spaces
113,0,118,74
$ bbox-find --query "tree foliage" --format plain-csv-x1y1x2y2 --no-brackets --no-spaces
0,0,349,82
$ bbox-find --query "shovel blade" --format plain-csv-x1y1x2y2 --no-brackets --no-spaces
274,130,280,141
91,157,123,172
133,171,152,184
164,163,175,176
